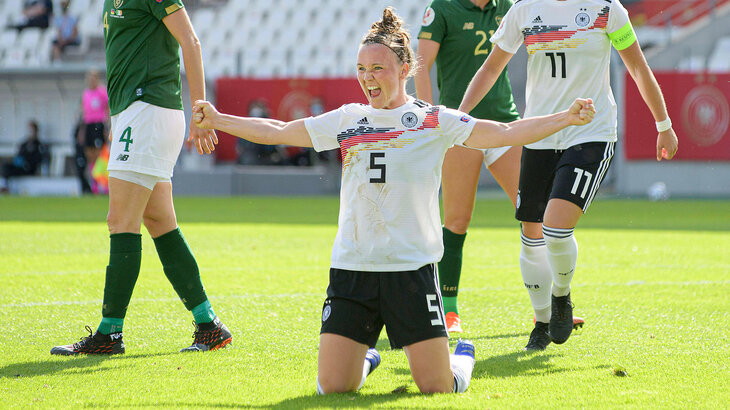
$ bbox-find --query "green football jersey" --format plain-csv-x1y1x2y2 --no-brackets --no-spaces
103,0,185,116
419,0,519,122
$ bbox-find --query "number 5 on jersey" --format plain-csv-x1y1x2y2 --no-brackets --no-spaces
369,152,386,183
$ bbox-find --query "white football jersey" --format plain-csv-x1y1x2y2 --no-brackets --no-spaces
491,0,634,149
304,98,476,272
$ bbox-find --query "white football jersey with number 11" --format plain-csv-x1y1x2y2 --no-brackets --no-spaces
304,98,476,272
492,0,636,149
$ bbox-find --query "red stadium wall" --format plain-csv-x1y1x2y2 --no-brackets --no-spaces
624,72,730,161
214,78,367,162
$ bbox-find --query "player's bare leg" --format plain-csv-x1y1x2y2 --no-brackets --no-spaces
317,333,374,394
142,182,231,352
440,145,484,332
50,177,150,355
403,337,475,393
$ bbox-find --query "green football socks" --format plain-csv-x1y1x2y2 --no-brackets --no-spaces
191,300,216,324
439,227,467,315
98,317,124,334
100,233,142,333
153,227,212,321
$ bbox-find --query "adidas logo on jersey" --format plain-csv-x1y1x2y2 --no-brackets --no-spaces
357,117,370,125
532,16,542,24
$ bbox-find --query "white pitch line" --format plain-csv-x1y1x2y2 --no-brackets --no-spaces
0,293,323,308
0,266,324,277
2,281,728,309
464,280,730,292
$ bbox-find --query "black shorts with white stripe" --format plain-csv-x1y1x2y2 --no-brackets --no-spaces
515,141,615,222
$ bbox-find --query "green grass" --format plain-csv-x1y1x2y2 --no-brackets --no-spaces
1,196,728,408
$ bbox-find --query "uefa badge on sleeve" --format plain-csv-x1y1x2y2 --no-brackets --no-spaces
322,305,331,322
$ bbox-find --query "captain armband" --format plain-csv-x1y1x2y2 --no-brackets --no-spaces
608,21,637,51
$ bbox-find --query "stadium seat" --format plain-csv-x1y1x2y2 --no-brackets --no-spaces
78,9,102,37
192,8,217,33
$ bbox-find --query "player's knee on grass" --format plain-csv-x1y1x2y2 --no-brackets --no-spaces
316,374,360,394
411,371,455,394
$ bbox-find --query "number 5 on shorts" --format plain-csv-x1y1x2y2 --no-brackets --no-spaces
426,294,444,326
119,126,133,152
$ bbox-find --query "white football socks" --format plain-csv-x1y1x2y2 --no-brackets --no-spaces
520,232,552,322
450,353,475,393
543,226,577,297
357,360,372,390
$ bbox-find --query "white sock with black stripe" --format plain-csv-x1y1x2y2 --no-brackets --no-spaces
450,353,475,393
543,226,577,297
520,232,552,322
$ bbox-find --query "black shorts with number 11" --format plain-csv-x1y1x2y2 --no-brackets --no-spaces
516,141,615,222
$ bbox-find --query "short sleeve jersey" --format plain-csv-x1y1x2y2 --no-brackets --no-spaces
491,0,634,149
304,98,477,272
103,0,185,116
418,0,519,122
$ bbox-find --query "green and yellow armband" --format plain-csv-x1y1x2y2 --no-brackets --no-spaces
608,21,637,51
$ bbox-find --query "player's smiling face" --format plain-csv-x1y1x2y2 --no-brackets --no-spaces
357,43,409,110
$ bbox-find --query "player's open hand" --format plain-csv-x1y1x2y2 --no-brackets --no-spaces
656,128,678,161
188,100,219,155
188,119,218,155
567,98,596,126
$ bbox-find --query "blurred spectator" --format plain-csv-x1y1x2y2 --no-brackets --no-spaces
80,69,109,194
52,0,80,62
237,99,279,165
1,120,49,192
9,0,54,31
72,116,92,194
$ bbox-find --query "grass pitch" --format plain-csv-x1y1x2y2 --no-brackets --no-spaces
1,196,728,408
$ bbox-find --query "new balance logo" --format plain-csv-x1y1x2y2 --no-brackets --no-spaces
532,16,542,24
110,333,123,340
116,154,129,161
357,117,370,125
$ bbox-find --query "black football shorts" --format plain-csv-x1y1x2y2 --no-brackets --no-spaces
320,264,448,349
516,141,615,222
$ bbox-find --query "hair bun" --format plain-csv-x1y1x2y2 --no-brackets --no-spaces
371,7,401,34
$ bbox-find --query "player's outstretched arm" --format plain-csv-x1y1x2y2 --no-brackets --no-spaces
464,98,595,149
193,100,314,148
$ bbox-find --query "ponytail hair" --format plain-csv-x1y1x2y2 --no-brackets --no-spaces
361,7,417,77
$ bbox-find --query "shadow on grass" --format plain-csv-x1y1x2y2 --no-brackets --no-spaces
474,345,610,379
0,352,177,379
102,392,426,409
466,331,527,342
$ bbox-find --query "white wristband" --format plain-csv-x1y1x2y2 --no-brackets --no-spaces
656,118,672,133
